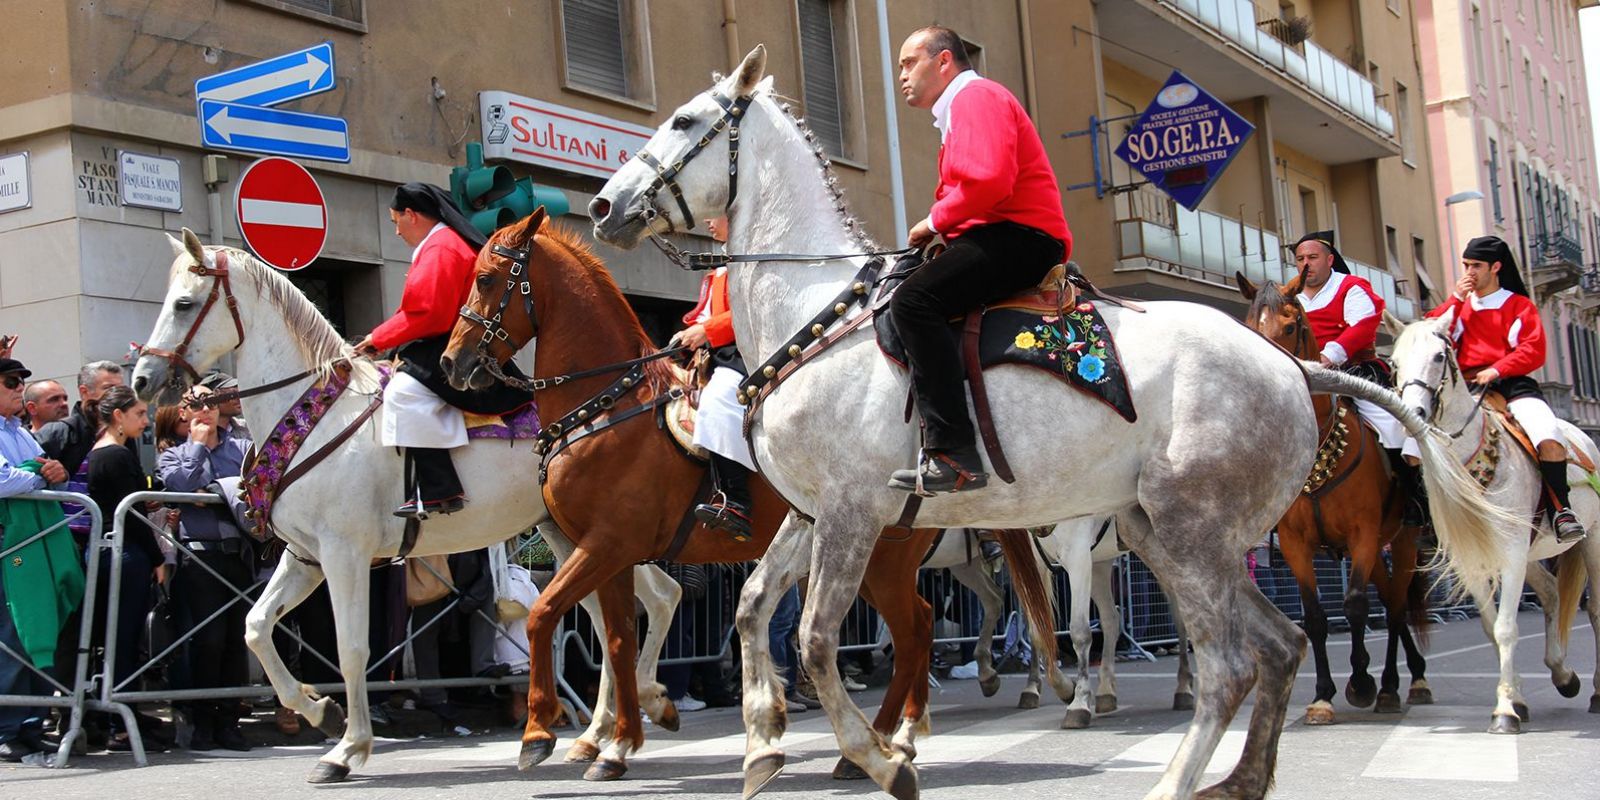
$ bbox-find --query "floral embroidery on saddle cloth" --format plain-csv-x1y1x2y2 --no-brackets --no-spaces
986,301,1136,422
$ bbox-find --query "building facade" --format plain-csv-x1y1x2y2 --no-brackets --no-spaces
1419,0,1600,441
0,0,1443,402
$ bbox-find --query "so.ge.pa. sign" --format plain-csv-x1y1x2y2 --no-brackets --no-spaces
1113,71,1255,212
478,91,653,181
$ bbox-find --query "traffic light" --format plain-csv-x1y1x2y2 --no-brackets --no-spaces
450,142,571,237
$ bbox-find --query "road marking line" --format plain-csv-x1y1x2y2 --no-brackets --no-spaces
1361,704,1517,782
1099,717,1252,774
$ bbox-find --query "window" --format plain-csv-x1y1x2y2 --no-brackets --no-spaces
1412,236,1429,302
1488,138,1503,222
233,0,365,31
1525,59,1535,132
1543,78,1553,141
1396,82,1415,165
1558,94,1568,157
1568,326,1584,397
1299,187,1319,234
796,0,864,161
1470,6,1487,88
558,0,655,106
1386,226,1400,271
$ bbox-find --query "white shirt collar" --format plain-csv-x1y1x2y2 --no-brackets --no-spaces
1469,287,1513,310
1297,272,1346,312
932,70,982,143
412,222,447,261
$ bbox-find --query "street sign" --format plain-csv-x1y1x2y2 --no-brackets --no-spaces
118,151,183,212
194,43,349,163
234,157,327,271
199,99,350,163
195,43,335,108
479,90,652,180
0,152,30,214
1113,70,1255,212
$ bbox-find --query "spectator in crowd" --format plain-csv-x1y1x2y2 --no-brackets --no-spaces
23,380,70,433
770,585,815,712
152,404,190,452
158,384,253,751
407,548,495,733
197,372,250,442
37,361,126,549
84,384,167,751
0,357,71,762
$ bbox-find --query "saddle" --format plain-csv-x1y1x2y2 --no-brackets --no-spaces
1482,391,1597,473
662,361,710,461
873,257,1139,483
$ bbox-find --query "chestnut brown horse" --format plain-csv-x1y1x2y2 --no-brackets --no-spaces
1237,272,1432,724
440,209,1060,782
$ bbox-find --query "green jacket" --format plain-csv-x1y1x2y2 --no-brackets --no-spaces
1,460,85,669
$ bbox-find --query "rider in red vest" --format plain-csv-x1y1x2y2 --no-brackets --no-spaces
888,25,1071,495
1293,231,1424,525
1425,235,1585,543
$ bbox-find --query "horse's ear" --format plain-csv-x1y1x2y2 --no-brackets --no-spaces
732,45,767,96
1234,272,1258,300
1433,305,1457,331
167,232,187,257
181,228,207,264
1282,270,1306,297
1381,310,1406,337
515,207,548,243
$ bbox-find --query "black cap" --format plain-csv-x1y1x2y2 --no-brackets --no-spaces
0,358,32,378
391,182,489,252
1293,230,1349,274
199,372,239,391
1462,235,1529,297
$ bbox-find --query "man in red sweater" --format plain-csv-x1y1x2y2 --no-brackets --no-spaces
888,25,1072,494
1425,235,1584,543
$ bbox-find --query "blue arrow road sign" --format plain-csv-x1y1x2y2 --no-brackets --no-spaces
198,99,350,163
195,43,336,108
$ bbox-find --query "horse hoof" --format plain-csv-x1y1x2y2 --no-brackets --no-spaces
564,740,601,763
1557,674,1582,699
887,758,919,800
1017,690,1040,710
655,701,681,732
1095,695,1119,714
979,675,1001,698
1374,692,1403,714
315,701,347,739
1488,713,1521,735
1304,702,1336,726
1345,678,1377,709
1173,692,1195,712
1407,687,1434,706
306,761,351,784
742,751,786,799
1061,708,1092,730
1589,695,1600,714
1513,701,1530,723
832,756,869,781
583,758,628,782
519,738,555,771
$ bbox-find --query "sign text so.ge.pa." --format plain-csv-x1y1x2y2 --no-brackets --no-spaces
1114,71,1255,211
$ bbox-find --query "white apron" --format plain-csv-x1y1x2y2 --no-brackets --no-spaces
691,366,756,470
380,371,468,449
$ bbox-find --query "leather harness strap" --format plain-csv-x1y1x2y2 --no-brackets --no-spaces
963,310,1014,484
659,470,715,563
141,249,247,384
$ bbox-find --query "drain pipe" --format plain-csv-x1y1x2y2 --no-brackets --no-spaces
874,0,909,245
722,0,740,70
1017,0,1039,120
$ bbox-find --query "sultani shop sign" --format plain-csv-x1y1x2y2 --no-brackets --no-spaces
1113,71,1255,211
479,91,654,181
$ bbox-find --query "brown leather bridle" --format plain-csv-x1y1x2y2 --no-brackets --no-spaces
141,249,246,384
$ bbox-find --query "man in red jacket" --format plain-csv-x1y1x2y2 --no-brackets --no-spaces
1425,235,1584,543
888,25,1072,494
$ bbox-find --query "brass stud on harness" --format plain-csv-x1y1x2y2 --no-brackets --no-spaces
811,323,824,337
787,344,802,358
833,303,848,315
746,385,759,397
853,282,867,295
762,365,776,378
738,392,751,405
577,409,590,420
621,377,635,388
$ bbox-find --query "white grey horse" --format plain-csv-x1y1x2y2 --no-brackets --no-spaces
1381,310,1600,731
588,47,1506,800
131,231,674,781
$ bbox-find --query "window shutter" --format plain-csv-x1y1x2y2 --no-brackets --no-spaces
797,0,845,155
564,0,629,96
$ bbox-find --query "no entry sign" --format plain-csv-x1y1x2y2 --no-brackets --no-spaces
234,156,327,271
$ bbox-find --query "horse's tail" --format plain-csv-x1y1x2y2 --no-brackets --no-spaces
1299,364,1519,594
994,529,1059,674
1556,546,1588,655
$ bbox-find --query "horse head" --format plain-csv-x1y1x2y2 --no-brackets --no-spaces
132,228,249,406
1390,307,1459,424
1236,271,1315,359
590,45,772,248
444,208,548,391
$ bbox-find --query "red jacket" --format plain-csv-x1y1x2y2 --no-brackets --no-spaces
1425,289,1545,378
681,267,735,348
931,78,1072,252
370,225,479,351
1298,272,1383,365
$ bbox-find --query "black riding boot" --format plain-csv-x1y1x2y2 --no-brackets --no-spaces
396,447,466,518
1386,448,1429,528
695,454,753,541
888,444,988,495
1539,459,1587,544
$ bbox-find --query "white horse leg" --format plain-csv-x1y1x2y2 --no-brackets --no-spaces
1581,536,1600,714
947,558,1004,699
1487,554,1531,733
736,515,812,798
1091,557,1123,714
565,564,681,763
1031,543,1075,707
1060,530,1095,728
1170,590,1196,710
307,553,375,783
1524,561,1579,700
244,553,335,734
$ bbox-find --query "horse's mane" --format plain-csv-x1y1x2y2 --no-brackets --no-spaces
762,90,878,254
1247,278,1291,323
191,247,352,374
537,223,678,393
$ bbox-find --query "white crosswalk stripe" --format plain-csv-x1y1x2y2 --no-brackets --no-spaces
1362,704,1518,783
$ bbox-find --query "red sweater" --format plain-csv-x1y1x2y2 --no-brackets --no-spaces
681,267,736,348
1300,272,1383,364
931,79,1072,252
1425,289,1545,378
370,225,479,351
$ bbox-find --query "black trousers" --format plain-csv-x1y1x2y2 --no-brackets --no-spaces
407,447,464,504
889,222,1065,450
173,549,253,697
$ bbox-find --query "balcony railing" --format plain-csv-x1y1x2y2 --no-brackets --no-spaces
1541,381,1575,421
1163,0,1395,137
1581,266,1600,293
1533,231,1584,269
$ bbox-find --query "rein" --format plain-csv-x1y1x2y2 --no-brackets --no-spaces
1399,331,1488,439
141,249,246,385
